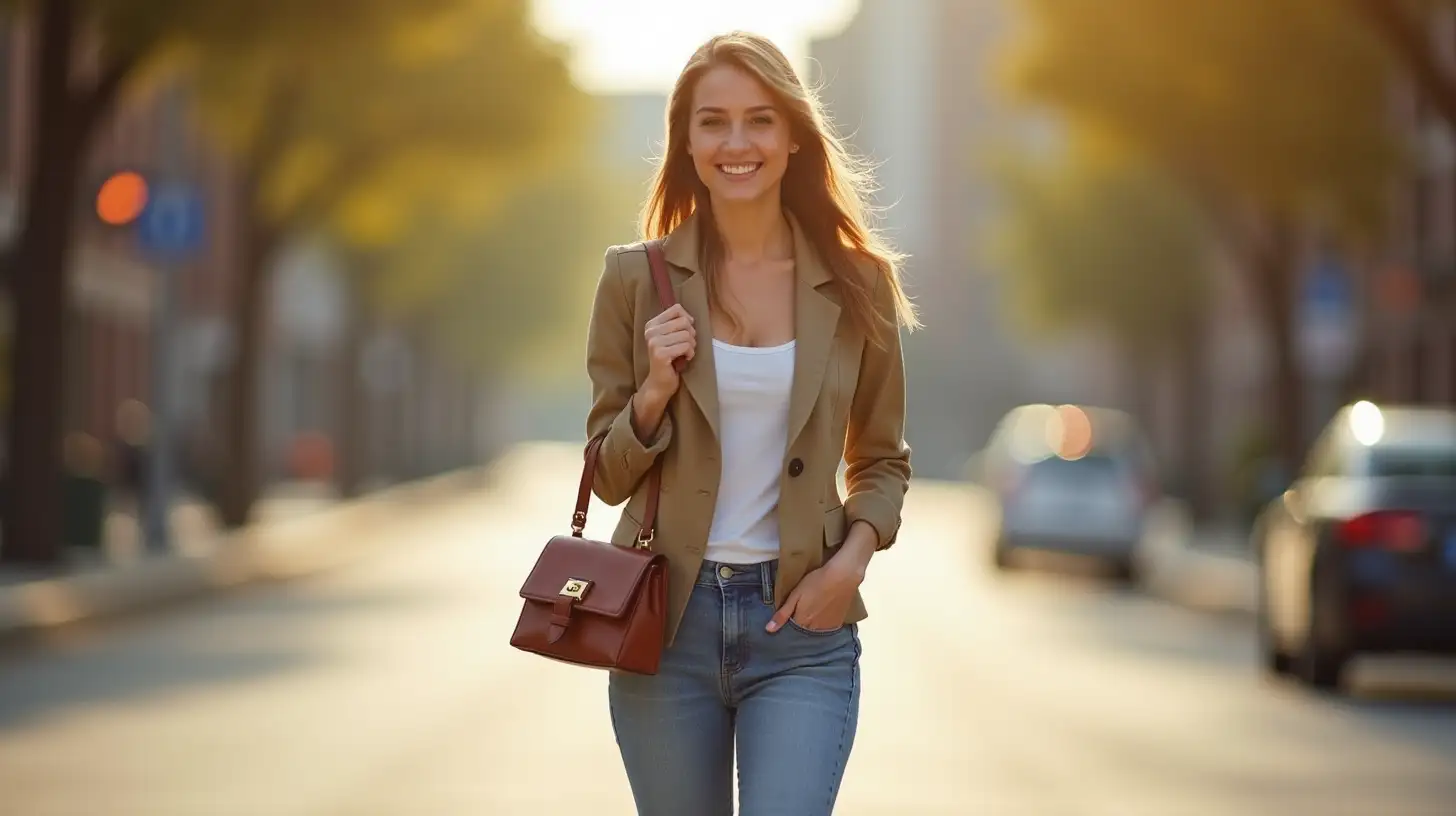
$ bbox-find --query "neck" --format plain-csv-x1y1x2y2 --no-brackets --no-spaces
709,196,792,262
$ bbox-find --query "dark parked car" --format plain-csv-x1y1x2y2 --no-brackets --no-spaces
1255,402,1456,691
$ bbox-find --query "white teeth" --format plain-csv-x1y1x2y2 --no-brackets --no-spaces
719,163,760,175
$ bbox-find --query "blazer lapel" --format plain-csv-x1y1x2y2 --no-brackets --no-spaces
784,213,839,449
662,216,721,440
675,272,720,439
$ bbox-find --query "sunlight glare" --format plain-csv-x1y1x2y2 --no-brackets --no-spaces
531,0,861,93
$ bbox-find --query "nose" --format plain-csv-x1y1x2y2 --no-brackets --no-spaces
725,122,751,151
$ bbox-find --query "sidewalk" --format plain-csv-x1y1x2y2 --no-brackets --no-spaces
0,469,489,642
1135,499,1258,619
0,483,338,584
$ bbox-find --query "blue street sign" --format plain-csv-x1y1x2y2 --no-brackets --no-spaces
138,183,205,259
1302,257,1353,320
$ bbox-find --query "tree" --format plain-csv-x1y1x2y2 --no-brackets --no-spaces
0,0,451,565
987,138,1210,375
986,135,1218,512
1347,0,1456,128
1001,0,1404,473
189,0,584,526
329,146,634,494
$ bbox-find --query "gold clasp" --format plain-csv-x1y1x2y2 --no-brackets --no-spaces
559,578,591,600
635,529,654,549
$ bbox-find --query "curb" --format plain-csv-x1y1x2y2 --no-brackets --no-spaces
0,466,493,641
1135,499,1258,620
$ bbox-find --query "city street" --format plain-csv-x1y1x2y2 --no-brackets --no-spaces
2,444,1455,815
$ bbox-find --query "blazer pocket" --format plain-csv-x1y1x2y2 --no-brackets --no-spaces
823,505,848,550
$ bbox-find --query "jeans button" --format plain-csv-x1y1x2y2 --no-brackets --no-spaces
718,565,734,579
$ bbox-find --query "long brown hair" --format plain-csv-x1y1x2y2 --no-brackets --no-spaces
639,31,920,345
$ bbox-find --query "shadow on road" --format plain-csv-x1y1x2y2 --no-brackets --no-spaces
0,580,450,732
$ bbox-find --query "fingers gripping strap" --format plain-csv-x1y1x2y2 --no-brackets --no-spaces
577,240,680,545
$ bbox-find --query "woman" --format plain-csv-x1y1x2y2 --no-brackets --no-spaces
585,30,917,816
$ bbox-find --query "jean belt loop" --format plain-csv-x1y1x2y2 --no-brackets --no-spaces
759,561,774,605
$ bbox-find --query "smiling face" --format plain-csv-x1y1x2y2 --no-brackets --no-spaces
686,63,795,208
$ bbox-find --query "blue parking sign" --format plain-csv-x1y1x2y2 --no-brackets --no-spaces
138,183,205,260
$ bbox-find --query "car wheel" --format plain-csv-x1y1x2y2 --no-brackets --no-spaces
1257,564,1293,676
1109,555,1139,585
1299,585,1348,691
1299,643,1347,690
992,539,1014,571
1263,642,1294,675
1259,614,1294,676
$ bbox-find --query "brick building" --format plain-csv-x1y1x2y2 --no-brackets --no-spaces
1,16,242,462
2,12,488,494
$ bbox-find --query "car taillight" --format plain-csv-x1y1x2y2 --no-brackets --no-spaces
1337,511,1427,552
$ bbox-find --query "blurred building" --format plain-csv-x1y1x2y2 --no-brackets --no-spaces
1367,8,1456,407
809,0,1122,479
0,12,481,498
0,18,240,483
599,91,669,179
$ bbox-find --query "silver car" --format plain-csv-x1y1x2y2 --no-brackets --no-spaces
976,405,1157,582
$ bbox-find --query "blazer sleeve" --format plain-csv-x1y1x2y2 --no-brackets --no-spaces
842,272,912,550
584,246,673,506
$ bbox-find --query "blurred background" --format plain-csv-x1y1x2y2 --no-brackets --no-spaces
1,0,1453,565
2,1,1456,813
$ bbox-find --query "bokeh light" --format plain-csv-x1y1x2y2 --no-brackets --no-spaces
96,171,149,226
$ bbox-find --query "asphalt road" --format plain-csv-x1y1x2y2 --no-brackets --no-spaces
2,443,1454,815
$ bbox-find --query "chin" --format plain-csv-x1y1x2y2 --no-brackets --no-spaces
709,181,781,207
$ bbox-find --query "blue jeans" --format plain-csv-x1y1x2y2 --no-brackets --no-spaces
608,559,862,816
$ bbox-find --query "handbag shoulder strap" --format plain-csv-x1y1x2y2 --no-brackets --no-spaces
573,239,678,546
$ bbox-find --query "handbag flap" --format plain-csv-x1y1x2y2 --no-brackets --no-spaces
519,535,664,618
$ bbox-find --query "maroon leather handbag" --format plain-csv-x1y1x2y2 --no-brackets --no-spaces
509,240,681,675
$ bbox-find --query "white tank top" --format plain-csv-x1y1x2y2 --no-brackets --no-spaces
704,337,795,564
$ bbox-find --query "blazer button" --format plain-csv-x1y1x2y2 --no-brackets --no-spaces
787,458,804,477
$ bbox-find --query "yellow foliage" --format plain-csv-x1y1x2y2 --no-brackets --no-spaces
259,140,335,222
332,188,409,248
1000,0,1403,236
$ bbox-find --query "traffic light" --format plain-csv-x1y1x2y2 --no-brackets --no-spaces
95,170,149,227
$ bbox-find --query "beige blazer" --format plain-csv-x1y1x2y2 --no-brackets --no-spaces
585,210,912,646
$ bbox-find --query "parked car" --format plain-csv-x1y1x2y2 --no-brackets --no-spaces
976,404,1159,582
1255,401,1456,691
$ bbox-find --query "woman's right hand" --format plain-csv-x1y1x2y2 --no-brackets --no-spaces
642,303,696,399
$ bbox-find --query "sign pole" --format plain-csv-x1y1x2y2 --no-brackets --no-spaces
142,249,179,554
139,87,205,556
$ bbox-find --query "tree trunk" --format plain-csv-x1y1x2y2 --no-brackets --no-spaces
336,272,370,498
1248,217,1304,479
1116,342,1158,433
217,195,277,529
1350,0,1456,130
1174,305,1212,522
2,1,81,565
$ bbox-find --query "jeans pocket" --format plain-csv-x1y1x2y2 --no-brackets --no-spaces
785,617,844,637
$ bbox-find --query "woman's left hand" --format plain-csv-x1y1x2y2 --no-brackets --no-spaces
767,522,878,633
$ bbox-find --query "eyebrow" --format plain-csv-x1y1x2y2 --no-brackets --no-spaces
694,105,777,115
